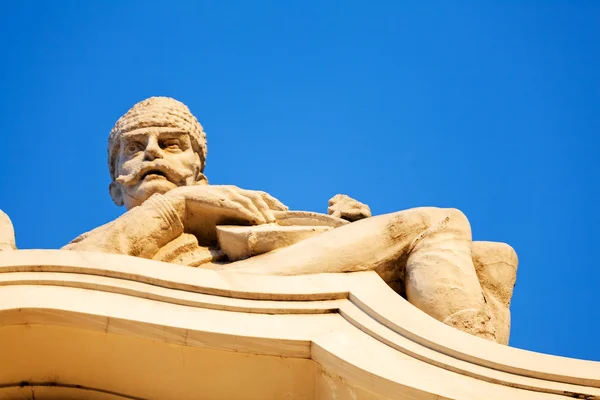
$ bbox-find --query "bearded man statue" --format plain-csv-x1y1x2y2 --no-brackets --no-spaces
2,97,518,344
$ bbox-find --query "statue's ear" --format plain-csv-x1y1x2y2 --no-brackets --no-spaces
109,182,125,206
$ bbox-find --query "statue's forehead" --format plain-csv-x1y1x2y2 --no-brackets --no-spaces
120,127,190,141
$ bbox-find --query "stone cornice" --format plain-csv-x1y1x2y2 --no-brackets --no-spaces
0,250,598,399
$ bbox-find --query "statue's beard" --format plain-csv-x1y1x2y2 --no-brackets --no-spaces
115,161,194,188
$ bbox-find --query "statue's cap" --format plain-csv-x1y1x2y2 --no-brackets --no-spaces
108,96,207,180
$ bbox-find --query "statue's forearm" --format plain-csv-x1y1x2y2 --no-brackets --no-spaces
63,194,184,259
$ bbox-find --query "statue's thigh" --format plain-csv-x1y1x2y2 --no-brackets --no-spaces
373,207,472,293
403,207,484,319
383,206,472,244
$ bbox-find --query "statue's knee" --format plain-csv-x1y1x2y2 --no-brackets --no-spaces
434,207,472,237
472,241,518,306
384,207,471,240
444,207,469,225
382,210,424,242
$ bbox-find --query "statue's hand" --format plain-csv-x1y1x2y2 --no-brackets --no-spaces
164,185,288,243
328,194,372,222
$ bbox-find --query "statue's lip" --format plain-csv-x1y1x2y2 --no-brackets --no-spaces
141,169,168,180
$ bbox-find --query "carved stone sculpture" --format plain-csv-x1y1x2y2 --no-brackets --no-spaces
0,97,518,344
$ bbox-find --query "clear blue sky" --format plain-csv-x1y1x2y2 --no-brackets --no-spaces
1,2,598,361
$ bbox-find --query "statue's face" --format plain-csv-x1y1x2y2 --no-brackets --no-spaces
115,128,201,209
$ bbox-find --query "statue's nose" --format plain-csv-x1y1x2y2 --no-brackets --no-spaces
144,141,163,161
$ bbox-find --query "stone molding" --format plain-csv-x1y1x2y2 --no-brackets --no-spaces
0,250,598,399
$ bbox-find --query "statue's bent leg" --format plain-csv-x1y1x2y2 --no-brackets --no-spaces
472,241,518,345
223,210,418,276
402,207,495,341
223,206,496,341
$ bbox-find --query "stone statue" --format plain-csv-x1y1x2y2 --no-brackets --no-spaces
0,97,518,344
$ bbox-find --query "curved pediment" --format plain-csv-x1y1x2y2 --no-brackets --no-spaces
0,250,598,399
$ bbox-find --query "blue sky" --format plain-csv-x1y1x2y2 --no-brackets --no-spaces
0,2,598,361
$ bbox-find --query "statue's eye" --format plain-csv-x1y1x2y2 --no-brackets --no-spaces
126,143,140,154
163,139,180,149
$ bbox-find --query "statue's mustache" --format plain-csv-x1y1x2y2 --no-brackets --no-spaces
115,161,193,187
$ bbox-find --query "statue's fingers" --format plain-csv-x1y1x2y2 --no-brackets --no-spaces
327,204,344,216
343,208,362,216
222,201,266,225
346,199,368,208
340,201,370,214
341,208,369,222
341,200,360,209
228,193,266,224
227,207,260,225
330,209,342,218
328,194,345,206
259,192,288,211
360,206,372,217
328,197,339,207
248,193,276,223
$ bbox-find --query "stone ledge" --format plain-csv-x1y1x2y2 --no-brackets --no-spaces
0,249,598,399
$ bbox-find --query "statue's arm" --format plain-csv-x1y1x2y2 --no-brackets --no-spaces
62,194,184,259
63,185,287,257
